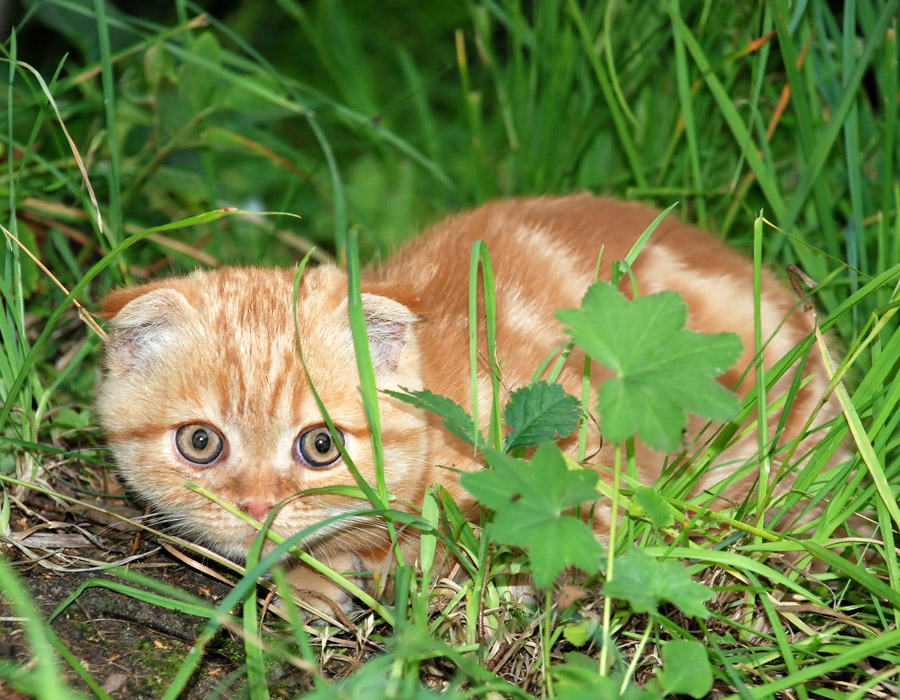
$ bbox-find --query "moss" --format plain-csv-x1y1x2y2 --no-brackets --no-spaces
126,637,193,696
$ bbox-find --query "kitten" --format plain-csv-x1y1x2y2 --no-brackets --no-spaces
97,194,839,611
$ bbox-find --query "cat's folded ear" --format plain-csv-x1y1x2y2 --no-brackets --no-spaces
100,282,196,374
358,284,424,375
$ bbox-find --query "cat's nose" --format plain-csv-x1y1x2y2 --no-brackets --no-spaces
239,500,275,521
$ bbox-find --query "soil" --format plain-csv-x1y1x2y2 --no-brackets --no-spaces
0,477,329,699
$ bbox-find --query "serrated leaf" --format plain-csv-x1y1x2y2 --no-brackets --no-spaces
602,547,712,618
384,388,484,447
658,640,713,698
556,282,742,451
503,380,582,451
460,445,603,587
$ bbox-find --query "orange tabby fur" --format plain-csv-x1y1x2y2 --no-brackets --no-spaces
97,195,838,611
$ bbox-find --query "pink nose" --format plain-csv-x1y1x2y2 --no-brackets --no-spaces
240,500,275,521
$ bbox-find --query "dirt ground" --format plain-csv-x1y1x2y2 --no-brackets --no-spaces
0,482,327,699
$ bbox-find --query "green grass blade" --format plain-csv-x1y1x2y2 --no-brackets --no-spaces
666,1,787,221
0,556,88,699
782,0,899,231
566,0,647,188
93,0,121,246
669,0,707,227
346,228,390,509
747,627,900,698
752,212,771,523
469,241,502,450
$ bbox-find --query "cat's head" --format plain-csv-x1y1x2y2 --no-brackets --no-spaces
97,265,426,560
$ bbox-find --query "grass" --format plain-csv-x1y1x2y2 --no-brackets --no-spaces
1,0,899,698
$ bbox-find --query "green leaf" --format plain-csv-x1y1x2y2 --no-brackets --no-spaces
460,445,603,588
503,380,582,451
185,31,224,111
602,547,712,618
631,486,676,528
437,485,480,559
556,677,655,700
562,617,599,647
301,654,466,700
384,388,484,448
144,43,175,89
554,657,656,700
657,640,714,698
556,283,742,451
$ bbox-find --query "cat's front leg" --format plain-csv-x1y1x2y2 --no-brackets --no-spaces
284,534,415,618
284,551,370,617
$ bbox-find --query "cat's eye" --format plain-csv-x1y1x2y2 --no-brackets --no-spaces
175,424,225,465
294,426,344,469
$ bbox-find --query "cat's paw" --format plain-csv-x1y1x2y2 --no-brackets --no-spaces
283,557,368,621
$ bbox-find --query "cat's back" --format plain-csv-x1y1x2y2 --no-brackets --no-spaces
370,194,803,383
371,194,760,309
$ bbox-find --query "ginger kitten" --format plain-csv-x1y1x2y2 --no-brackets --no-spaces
97,195,838,610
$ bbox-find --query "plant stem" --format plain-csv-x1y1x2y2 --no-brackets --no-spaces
599,444,622,675
543,587,555,698
621,622,653,694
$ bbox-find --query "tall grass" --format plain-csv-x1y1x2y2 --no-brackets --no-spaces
1,0,898,697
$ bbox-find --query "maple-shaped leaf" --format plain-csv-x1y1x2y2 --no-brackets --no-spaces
384,388,484,448
556,282,742,452
503,380,582,452
460,444,603,588
602,547,712,618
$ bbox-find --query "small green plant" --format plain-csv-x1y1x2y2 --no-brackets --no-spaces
389,265,736,697
463,444,604,589
556,282,743,452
